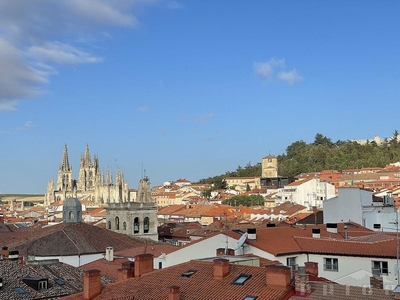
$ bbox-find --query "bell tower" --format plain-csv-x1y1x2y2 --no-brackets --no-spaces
262,155,278,178
57,144,73,191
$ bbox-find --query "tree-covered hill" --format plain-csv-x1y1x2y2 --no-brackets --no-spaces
198,131,400,184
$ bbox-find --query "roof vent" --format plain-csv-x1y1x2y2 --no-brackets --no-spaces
312,228,320,238
247,228,256,240
326,223,337,234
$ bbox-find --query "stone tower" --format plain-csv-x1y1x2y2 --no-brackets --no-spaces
57,144,73,191
63,197,82,223
262,155,278,178
77,145,100,192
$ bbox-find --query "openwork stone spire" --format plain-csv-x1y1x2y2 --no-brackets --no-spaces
59,144,72,171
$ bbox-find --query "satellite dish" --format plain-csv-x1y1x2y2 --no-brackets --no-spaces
235,232,248,250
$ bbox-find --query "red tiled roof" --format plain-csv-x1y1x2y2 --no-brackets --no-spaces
227,223,374,256
64,260,290,300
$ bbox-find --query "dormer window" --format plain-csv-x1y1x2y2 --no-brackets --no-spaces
232,274,251,285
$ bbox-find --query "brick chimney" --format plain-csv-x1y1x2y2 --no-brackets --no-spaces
134,253,154,278
83,269,102,300
1,246,8,259
305,262,318,277
213,258,230,279
168,286,180,300
370,276,383,289
117,267,134,282
265,265,291,291
295,266,311,295
216,248,235,256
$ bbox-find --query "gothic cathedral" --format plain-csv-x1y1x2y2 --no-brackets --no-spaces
45,144,130,206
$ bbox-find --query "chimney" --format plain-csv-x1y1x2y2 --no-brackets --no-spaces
265,265,291,291
121,261,134,270
393,285,400,299
168,286,180,300
247,228,256,240
105,247,114,262
117,268,134,282
304,262,318,277
312,228,320,238
312,206,318,213
134,253,154,278
326,223,338,234
295,266,311,296
213,258,230,279
83,269,102,300
1,246,8,259
344,225,348,240
216,248,235,256
370,276,383,289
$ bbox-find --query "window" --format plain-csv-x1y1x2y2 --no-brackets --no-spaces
14,287,26,294
55,279,65,286
115,216,119,230
123,222,126,231
324,258,338,271
286,256,297,270
38,280,48,290
243,297,258,300
144,217,149,233
232,274,251,285
181,270,197,278
134,217,140,234
372,261,388,275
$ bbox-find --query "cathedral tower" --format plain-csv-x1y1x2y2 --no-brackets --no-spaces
57,144,73,191
77,144,100,192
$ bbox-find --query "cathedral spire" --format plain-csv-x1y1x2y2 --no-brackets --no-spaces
59,144,72,171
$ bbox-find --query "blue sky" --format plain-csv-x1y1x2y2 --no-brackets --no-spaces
1,0,399,194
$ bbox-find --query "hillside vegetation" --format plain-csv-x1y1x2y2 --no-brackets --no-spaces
198,132,400,184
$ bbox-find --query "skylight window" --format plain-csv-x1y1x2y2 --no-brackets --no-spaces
232,274,251,285
14,287,26,294
243,296,258,300
181,270,197,278
55,279,65,286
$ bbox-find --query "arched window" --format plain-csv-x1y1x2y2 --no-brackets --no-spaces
115,216,120,230
144,217,149,233
69,211,74,220
123,222,126,231
134,217,140,234
77,211,81,220
108,221,111,229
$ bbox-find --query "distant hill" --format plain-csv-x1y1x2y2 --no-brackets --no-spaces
198,132,400,184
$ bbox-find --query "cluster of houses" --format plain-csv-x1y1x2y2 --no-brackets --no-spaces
2,157,400,298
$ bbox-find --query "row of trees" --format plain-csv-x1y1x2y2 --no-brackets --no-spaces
198,130,400,185
221,194,264,207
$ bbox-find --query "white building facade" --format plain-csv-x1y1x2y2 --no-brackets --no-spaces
277,178,336,208
323,187,398,232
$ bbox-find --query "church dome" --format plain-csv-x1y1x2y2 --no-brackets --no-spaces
63,197,82,223
64,197,82,209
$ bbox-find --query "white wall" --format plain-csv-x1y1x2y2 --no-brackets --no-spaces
307,254,397,289
34,253,103,267
324,188,399,231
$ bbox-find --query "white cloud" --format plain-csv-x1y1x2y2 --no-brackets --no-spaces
254,57,303,85
278,69,303,85
167,1,184,9
196,112,215,122
254,58,285,81
28,42,103,64
0,0,154,112
138,106,150,112
18,121,37,130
